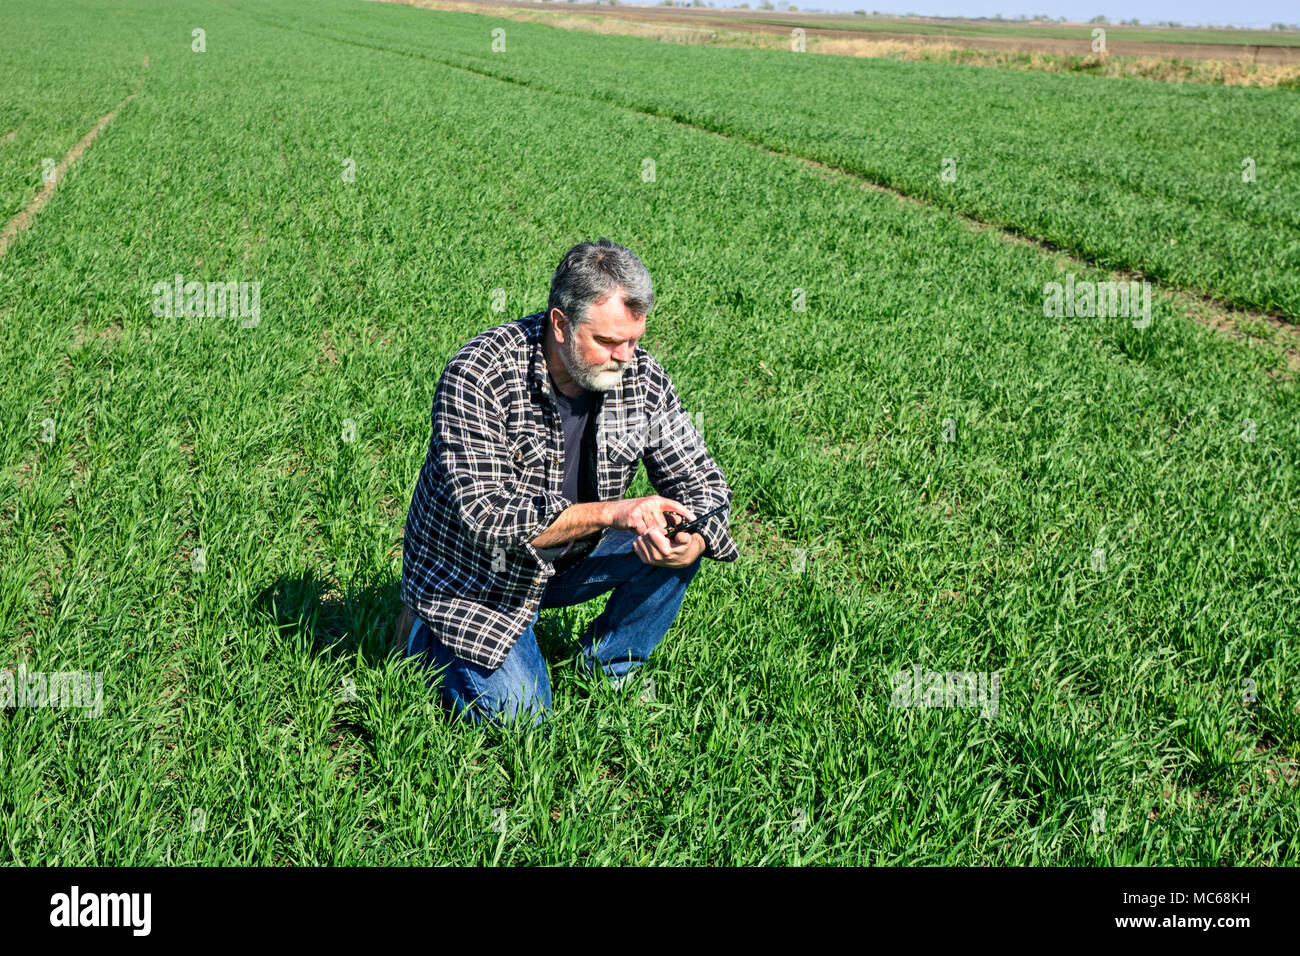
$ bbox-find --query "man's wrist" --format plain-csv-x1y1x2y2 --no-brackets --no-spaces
689,532,707,560
576,500,612,539
531,500,614,549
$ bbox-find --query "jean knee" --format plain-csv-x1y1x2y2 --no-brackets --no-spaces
461,661,550,727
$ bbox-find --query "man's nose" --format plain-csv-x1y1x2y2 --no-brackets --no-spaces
612,343,634,363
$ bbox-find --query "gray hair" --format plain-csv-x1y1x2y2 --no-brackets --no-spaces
547,238,654,329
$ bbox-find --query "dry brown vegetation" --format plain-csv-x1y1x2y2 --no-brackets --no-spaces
375,0,1300,86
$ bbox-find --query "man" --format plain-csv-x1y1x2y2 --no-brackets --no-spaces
398,238,739,727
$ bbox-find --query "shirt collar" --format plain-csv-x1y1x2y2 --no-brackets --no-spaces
524,311,554,401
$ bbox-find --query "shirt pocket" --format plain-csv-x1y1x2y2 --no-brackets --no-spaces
509,432,549,479
604,432,642,466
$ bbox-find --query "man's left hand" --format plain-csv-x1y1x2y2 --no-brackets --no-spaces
633,527,705,568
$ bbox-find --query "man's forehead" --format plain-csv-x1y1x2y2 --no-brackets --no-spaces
584,305,646,337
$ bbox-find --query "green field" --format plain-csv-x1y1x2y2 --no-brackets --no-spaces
1,0,1297,865
188,1,1300,318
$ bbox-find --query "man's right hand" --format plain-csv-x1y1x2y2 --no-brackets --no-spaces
609,495,695,537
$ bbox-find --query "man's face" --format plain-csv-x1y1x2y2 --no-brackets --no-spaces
554,289,645,392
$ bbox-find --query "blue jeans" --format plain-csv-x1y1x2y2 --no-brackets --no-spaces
405,530,701,728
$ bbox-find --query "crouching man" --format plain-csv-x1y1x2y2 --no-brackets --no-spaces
397,238,738,727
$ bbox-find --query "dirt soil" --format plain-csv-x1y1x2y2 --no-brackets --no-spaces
382,0,1300,64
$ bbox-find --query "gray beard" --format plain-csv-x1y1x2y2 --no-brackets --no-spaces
559,334,625,392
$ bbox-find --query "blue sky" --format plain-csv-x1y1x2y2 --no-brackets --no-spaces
657,0,1299,28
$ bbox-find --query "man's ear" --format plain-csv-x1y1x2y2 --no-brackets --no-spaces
549,307,567,344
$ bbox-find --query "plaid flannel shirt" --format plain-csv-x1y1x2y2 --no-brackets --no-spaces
401,311,739,671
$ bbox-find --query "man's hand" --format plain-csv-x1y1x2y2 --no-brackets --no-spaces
609,495,694,538
633,527,705,568
608,494,704,567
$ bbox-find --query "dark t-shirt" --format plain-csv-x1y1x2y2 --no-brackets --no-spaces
533,375,602,570
554,383,593,505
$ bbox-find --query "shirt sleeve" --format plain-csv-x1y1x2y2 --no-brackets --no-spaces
640,359,740,563
433,356,571,556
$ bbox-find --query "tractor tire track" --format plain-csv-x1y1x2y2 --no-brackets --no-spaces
0,56,150,261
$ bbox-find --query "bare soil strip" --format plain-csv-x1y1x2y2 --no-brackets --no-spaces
0,59,148,260
379,0,1300,64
